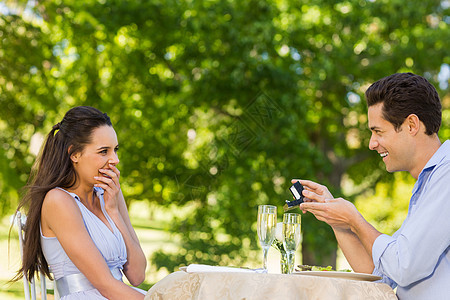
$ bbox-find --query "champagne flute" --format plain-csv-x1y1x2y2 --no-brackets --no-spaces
257,205,277,272
282,213,301,274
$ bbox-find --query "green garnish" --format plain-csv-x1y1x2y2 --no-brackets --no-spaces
296,265,352,272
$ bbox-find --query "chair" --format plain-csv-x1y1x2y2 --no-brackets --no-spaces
16,211,60,300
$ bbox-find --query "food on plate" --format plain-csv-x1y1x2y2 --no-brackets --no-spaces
296,265,351,272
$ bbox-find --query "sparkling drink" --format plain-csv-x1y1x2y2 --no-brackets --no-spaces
282,213,301,274
257,205,277,272
257,213,277,246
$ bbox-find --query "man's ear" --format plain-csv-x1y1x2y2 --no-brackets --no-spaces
69,146,80,163
406,114,420,136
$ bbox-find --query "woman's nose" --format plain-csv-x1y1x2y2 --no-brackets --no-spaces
109,152,119,165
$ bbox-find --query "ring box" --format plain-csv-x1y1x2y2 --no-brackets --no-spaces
283,181,304,212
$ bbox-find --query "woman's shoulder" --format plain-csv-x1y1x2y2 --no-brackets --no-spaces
42,188,80,213
45,187,74,200
41,188,84,237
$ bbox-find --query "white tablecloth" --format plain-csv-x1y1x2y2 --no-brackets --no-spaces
145,270,397,300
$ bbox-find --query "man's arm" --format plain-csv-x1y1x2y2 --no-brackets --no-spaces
294,180,380,273
333,227,375,273
349,209,383,260
369,163,450,286
300,195,381,273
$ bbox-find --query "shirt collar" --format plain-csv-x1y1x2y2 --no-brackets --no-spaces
420,140,450,172
412,140,450,195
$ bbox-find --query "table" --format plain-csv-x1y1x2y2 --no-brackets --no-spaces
145,271,397,300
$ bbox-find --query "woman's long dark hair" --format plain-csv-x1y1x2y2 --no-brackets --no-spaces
13,106,112,281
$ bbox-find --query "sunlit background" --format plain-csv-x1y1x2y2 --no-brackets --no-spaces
0,0,449,298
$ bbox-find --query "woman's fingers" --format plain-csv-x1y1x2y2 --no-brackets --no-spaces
93,182,111,191
108,163,120,179
98,165,120,189
94,175,115,186
94,177,117,195
94,174,120,211
94,167,120,195
94,175,113,184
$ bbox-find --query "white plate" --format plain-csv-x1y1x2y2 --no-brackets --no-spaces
293,271,381,282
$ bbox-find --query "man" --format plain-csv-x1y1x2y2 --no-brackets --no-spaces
297,72,449,299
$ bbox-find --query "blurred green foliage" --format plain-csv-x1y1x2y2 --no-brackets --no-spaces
0,0,449,271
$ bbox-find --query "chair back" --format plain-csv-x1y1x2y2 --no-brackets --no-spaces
16,211,59,300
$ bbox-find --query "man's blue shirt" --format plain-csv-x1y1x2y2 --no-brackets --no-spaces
372,140,450,299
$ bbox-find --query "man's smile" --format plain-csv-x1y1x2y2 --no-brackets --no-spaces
380,152,389,158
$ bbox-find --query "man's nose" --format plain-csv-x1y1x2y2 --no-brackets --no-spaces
368,134,378,151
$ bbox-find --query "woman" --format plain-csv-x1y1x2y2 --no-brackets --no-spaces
14,106,146,299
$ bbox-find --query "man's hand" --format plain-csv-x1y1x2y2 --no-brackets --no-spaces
292,179,360,231
300,197,360,231
291,179,333,210
293,178,381,267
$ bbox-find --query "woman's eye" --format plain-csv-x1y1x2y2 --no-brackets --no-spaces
100,150,108,154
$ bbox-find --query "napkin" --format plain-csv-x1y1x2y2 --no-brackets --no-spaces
183,264,266,273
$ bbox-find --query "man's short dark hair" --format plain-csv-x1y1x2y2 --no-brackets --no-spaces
365,72,441,135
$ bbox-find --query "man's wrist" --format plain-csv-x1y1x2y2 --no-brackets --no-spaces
349,212,365,235
332,226,353,234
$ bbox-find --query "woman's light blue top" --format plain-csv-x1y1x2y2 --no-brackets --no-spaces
40,187,127,299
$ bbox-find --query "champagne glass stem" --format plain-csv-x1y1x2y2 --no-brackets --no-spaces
262,246,270,271
286,251,295,274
